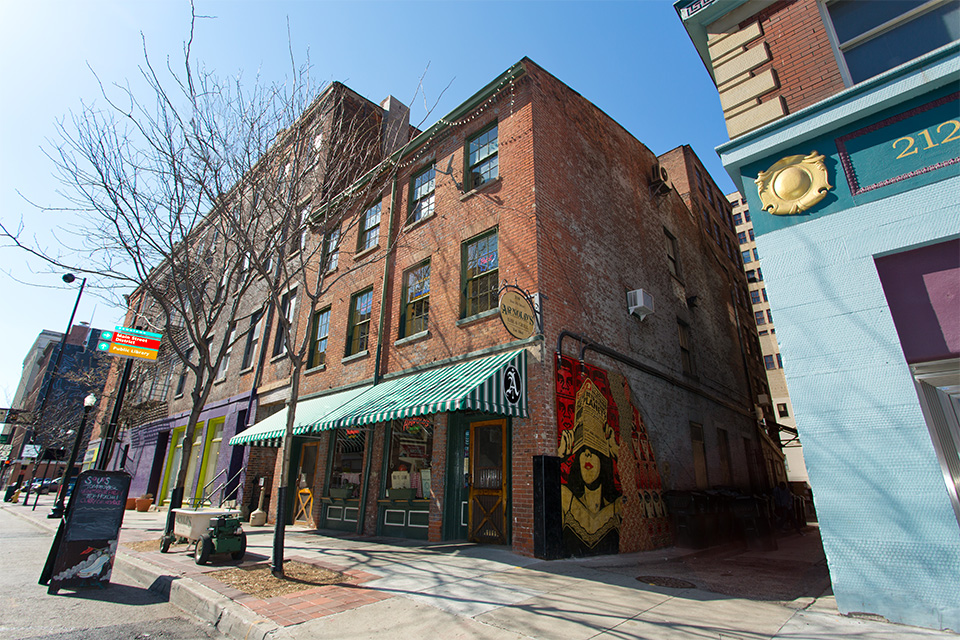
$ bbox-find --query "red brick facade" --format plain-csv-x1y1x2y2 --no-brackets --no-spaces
121,59,770,558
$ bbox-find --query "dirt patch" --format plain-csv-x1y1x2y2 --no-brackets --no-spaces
208,561,347,599
124,537,189,553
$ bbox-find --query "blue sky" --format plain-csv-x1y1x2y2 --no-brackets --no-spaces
0,0,732,402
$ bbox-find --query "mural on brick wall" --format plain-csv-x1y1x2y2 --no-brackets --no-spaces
556,355,671,556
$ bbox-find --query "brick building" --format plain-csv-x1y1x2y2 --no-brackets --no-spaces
677,0,959,630
112,58,776,560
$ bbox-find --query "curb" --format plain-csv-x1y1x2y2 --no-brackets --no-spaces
3,504,283,640
114,553,288,640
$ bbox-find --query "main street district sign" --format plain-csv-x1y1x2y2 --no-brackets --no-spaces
97,326,162,362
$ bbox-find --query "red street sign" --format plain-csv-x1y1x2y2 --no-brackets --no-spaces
111,331,161,350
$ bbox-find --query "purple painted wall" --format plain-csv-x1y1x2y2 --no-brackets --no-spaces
875,239,960,364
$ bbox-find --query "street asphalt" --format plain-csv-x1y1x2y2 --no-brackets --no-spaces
3,493,957,640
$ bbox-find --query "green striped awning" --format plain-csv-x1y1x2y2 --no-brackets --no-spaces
229,348,528,446
308,348,528,432
228,385,371,447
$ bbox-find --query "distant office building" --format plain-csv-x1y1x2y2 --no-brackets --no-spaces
728,192,807,485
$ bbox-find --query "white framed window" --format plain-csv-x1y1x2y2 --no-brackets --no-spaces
820,0,959,85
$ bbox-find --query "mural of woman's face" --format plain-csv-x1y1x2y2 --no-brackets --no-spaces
580,447,600,486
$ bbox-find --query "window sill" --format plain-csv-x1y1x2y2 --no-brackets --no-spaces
354,245,380,262
174,393,184,400
670,272,685,287
402,211,435,233
214,377,227,385
341,350,369,365
270,352,288,363
459,176,500,202
238,366,255,376
395,330,430,347
456,307,499,328
305,364,327,376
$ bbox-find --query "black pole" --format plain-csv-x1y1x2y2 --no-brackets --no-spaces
48,400,94,518
96,358,133,471
272,486,286,576
30,275,86,512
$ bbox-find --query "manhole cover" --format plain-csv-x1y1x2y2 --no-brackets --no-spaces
636,576,696,589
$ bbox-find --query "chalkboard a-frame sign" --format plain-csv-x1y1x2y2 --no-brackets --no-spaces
40,470,131,594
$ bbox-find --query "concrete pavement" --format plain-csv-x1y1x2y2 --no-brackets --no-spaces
4,494,957,640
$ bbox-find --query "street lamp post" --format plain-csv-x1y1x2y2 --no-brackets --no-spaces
22,273,86,508
48,393,96,519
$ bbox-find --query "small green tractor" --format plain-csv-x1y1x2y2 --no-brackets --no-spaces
194,514,246,565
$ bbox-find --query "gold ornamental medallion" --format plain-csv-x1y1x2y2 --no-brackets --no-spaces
755,151,832,215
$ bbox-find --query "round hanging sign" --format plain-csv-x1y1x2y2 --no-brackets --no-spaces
499,290,536,340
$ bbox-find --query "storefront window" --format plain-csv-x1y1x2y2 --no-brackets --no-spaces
328,429,366,498
386,418,434,498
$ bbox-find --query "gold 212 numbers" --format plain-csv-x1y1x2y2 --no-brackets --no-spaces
893,120,960,159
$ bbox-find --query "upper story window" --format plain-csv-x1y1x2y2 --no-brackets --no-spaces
240,309,263,370
216,324,237,381
733,212,743,226
755,310,767,326
272,288,297,358
308,307,330,369
290,207,309,254
409,165,436,224
358,201,382,252
678,320,696,376
764,354,777,370
466,123,499,190
738,231,748,244
401,261,430,338
695,167,704,193
346,288,373,356
175,347,193,396
742,250,753,264
322,227,340,272
664,229,681,279
750,289,762,304
462,229,499,318
822,0,959,85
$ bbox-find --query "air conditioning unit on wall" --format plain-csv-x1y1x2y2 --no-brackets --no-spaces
650,162,673,195
627,289,654,321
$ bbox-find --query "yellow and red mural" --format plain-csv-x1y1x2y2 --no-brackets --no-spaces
555,355,671,556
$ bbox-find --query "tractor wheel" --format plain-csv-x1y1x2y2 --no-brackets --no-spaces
231,531,247,561
159,536,171,554
195,535,213,565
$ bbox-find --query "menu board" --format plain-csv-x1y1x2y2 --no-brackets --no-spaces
41,470,131,594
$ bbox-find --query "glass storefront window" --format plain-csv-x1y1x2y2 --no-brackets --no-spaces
328,429,366,499
386,418,434,498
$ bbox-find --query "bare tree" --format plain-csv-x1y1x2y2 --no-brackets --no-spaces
1,7,444,574
0,9,323,527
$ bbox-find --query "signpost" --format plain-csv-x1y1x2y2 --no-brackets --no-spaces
94,326,162,469
40,470,131,594
97,326,163,362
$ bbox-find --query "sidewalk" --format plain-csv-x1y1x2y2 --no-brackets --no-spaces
5,494,957,640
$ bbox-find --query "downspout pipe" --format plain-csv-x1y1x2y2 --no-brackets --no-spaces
556,330,752,418
359,172,399,534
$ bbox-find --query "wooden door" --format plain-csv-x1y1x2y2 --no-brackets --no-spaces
294,442,319,526
468,420,507,544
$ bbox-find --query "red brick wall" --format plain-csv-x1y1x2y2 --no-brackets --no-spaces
747,0,846,114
